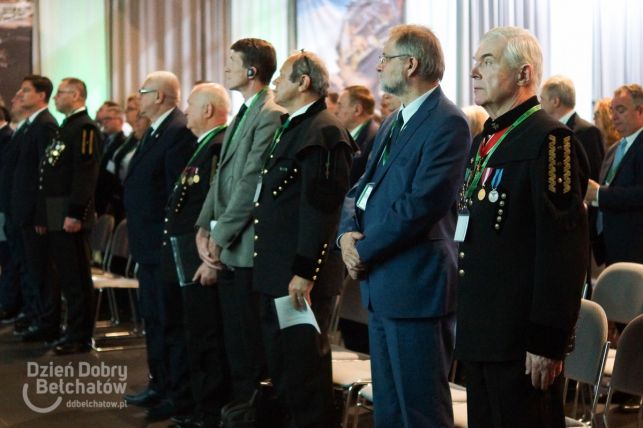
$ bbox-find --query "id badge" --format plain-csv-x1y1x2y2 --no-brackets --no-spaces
106,160,116,174
253,178,262,203
453,209,470,242
356,183,374,210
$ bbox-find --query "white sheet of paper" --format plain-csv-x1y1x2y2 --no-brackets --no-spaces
105,160,116,174
274,295,320,334
454,213,469,242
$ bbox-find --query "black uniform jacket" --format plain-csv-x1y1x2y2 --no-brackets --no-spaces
0,124,15,214
11,109,58,225
253,98,353,297
455,97,589,362
35,109,101,230
95,131,126,215
159,126,226,282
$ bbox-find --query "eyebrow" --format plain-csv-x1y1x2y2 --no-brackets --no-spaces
474,53,495,61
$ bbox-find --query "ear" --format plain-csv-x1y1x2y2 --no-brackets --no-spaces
353,102,363,116
516,64,532,87
406,56,420,78
298,74,311,92
204,103,214,119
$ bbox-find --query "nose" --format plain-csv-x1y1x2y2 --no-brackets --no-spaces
471,63,480,80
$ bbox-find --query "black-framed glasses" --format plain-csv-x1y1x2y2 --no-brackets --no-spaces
138,88,158,95
378,54,411,64
55,89,74,96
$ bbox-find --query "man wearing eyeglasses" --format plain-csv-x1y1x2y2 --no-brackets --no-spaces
338,25,471,427
122,71,195,422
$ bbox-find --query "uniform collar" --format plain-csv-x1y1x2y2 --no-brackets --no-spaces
483,96,539,134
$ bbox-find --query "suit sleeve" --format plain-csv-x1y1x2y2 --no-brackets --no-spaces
210,107,282,249
598,145,643,210
355,115,471,264
292,138,352,280
67,124,100,220
527,128,588,359
576,126,605,181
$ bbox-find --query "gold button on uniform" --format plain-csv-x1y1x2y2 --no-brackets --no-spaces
459,252,465,259
458,269,465,277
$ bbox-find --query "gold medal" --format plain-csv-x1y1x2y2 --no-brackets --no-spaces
192,174,200,183
181,175,186,184
477,188,486,201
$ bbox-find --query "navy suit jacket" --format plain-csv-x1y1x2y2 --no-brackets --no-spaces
338,86,471,318
598,131,643,264
123,108,195,264
11,110,58,225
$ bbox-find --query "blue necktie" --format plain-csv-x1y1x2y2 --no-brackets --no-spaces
605,138,628,184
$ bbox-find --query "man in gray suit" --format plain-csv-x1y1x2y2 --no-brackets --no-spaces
195,38,285,403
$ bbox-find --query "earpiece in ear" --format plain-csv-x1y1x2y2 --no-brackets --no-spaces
247,67,256,78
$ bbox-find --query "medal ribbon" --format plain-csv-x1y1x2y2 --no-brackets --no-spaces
490,168,503,189
464,104,541,199
175,125,225,186
480,167,493,188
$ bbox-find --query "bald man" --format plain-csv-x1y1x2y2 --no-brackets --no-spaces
157,83,230,427
123,71,195,422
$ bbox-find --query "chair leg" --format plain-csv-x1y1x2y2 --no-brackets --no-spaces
603,387,613,428
107,288,121,325
93,289,104,336
573,381,580,419
128,289,139,333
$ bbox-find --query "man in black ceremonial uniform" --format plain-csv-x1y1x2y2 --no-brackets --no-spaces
159,82,229,428
455,28,589,428
35,77,101,355
253,51,353,428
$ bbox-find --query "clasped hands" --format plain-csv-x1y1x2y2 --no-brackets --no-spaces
339,231,366,280
194,227,222,287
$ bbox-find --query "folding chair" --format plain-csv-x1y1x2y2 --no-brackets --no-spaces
563,299,610,424
603,314,643,428
89,213,114,268
92,219,143,351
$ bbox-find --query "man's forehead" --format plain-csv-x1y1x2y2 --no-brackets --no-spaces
474,38,505,59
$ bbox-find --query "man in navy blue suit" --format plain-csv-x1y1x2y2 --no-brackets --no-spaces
338,24,471,427
586,84,643,265
122,71,194,422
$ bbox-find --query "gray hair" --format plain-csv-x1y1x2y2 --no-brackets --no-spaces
144,70,181,105
614,84,643,107
288,51,329,97
542,75,576,108
389,24,445,82
481,27,543,90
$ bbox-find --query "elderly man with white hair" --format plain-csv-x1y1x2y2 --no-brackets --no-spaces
122,70,195,422
455,27,589,427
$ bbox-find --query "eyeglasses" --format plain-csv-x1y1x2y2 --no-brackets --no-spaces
55,90,75,96
138,88,158,95
378,54,411,64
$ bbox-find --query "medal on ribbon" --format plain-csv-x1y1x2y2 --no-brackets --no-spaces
488,168,503,203
477,167,493,201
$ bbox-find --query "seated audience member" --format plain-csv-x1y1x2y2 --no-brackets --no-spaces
461,105,489,137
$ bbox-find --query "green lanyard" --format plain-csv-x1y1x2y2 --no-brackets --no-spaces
464,105,541,199
226,87,266,148
263,118,291,170
175,125,225,185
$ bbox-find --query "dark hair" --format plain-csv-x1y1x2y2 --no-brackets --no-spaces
23,75,54,102
0,106,10,122
230,38,277,85
344,85,375,115
327,92,339,104
288,51,329,97
62,77,88,100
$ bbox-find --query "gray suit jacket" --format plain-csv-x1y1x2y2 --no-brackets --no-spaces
196,88,285,267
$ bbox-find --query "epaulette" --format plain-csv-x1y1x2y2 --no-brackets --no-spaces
80,124,97,156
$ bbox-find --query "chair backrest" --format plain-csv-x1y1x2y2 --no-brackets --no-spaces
90,213,115,254
564,299,609,385
610,314,643,396
592,262,643,324
109,219,129,259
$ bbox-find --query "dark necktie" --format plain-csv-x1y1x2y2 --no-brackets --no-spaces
228,104,248,144
380,111,404,165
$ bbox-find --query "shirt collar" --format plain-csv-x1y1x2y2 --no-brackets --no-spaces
290,101,316,120
559,110,575,125
28,106,48,123
350,120,369,139
151,107,175,132
244,91,260,108
197,126,222,143
624,126,643,147
67,106,86,117
400,86,438,126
